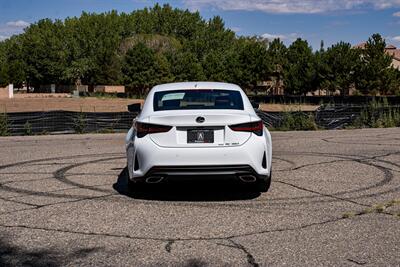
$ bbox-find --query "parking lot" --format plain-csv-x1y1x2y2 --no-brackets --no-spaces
0,128,399,266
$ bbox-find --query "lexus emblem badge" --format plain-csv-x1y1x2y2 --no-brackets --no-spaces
196,116,205,123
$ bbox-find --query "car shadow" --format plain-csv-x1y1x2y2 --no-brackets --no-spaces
113,167,261,201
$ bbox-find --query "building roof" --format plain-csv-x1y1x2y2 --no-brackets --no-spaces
386,49,400,61
354,42,366,49
354,42,400,61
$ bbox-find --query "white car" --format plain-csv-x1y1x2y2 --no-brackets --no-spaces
125,82,272,192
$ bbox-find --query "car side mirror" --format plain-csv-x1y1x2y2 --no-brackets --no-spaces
128,103,141,113
251,101,259,109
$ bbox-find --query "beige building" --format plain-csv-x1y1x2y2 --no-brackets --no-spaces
354,43,400,69
385,45,400,69
94,85,125,93
0,84,13,99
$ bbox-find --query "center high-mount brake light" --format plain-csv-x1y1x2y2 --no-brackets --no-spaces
229,121,263,136
135,122,172,138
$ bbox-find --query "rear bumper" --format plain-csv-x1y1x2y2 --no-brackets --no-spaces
126,130,271,180
131,165,269,182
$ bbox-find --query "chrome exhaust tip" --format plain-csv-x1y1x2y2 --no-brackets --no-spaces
145,176,164,184
239,175,257,183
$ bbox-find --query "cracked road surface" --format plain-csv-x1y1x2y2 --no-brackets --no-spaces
0,128,399,266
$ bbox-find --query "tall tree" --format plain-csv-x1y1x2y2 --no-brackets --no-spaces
21,19,67,87
355,33,393,95
0,36,27,88
284,38,315,95
321,42,360,95
122,43,170,96
235,37,271,90
202,50,227,81
167,50,205,82
0,41,8,86
267,39,287,94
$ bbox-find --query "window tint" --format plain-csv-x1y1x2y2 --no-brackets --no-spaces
153,89,244,111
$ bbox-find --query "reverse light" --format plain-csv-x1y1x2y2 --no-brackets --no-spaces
135,122,172,138
229,120,263,136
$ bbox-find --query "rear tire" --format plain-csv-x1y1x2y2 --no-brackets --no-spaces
127,176,146,192
256,170,272,192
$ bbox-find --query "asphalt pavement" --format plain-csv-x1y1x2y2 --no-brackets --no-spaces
0,128,399,266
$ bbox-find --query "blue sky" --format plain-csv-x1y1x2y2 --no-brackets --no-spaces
1,0,400,49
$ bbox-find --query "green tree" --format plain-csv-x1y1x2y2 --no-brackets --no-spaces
235,37,271,90
0,36,27,88
355,34,394,95
267,39,287,94
167,51,205,81
322,42,360,95
122,42,170,96
284,38,315,95
63,11,124,85
202,50,227,81
0,41,8,86
22,19,67,87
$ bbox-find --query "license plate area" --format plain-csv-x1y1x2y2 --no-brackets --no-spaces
187,129,214,143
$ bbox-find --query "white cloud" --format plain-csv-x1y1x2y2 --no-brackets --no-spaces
0,20,29,40
231,26,242,32
6,20,30,28
183,0,400,14
0,35,9,41
393,36,400,41
393,11,400,16
262,32,298,41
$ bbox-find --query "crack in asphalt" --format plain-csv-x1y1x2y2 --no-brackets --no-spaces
226,239,259,267
347,258,367,265
0,195,40,208
277,158,351,172
322,137,400,147
0,152,123,170
0,213,350,243
5,182,115,199
276,180,369,207
0,193,116,216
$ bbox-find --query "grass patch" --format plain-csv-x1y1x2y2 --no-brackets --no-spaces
343,199,400,219
350,98,400,128
272,112,318,131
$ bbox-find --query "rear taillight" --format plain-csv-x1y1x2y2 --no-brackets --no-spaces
135,122,172,138
229,121,263,136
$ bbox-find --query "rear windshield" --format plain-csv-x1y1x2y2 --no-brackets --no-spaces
153,89,244,111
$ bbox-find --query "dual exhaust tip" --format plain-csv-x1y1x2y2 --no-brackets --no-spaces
145,176,164,184
238,175,257,183
145,175,257,183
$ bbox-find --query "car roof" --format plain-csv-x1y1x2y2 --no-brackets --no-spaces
151,82,242,92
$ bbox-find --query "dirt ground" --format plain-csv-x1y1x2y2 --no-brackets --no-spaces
0,95,319,113
0,96,143,113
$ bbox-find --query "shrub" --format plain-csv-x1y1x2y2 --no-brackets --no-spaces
276,112,318,131
73,111,87,134
0,113,10,136
351,98,400,128
23,121,33,135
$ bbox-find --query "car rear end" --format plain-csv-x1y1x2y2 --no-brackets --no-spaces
126,83,272,187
